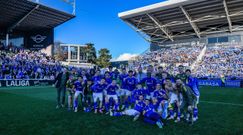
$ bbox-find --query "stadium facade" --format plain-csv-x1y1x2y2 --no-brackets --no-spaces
118,0,243,51
0,0,75,50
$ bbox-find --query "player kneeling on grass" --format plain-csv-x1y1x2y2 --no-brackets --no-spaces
73,76,86,112
91,78,107,114
176,79,197,124
113,95,146,122
66,76,74,111
105,80,120,115
153,83,169,120
143,99,164,129
185,69,200,122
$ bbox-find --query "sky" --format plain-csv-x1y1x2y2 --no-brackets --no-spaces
40,0,166,60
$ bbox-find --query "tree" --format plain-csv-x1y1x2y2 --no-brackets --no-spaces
96,48,112,68
53,41,65,61
85,43,97,64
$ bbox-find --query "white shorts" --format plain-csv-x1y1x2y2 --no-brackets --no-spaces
124,89,132,96
74,91,83,98
117,89,125,96
169,92,178,104
93,93,103,103
107,95,118,100
124,109,140,116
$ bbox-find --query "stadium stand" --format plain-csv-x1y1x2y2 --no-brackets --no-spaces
193,45,243,79
0,49,60,79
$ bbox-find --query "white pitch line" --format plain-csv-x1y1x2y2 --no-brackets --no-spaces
201,100,243,107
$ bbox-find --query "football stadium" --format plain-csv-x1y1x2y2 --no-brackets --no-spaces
0,0,243,135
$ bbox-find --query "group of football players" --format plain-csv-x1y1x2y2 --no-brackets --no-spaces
61,65,200,128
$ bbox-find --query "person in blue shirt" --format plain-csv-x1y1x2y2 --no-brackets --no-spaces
117,68,128,109
92,70,103,84
91,78,107,114
143,99,164,129
185,69,200,122
113,95,146,122
105,80,120,115
104,71,112,84
108,66,115,78
132,83,150,102
153,83,169,119
73,76,86,112
118,68,128,92
140,73,157,98
124,70,138,109
113,69,120,80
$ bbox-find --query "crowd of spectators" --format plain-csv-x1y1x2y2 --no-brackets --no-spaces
193,46,243,79
0,44,242,80
130,45,242,79
131,46,202,68
0,49,61,80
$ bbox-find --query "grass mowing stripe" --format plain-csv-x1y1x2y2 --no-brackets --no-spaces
201,100,243,107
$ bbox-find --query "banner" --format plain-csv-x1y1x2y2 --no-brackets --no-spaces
198,79,242,88
225,80,241,87
198,79,222,86
0,80,54,87
24,28,54,49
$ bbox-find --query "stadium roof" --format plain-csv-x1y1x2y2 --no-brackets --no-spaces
118,0,243,45
0,0,75,33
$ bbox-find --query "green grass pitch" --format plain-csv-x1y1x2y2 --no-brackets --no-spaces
0,86,243,135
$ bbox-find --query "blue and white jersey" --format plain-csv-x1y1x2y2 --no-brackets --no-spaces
153,89,168,102
91,83,107,93
106,84,119,95
132,88,150,100
74,81,85,91
134,101,146,112
186,76,200,96
140,77,157,93
124,76,138,91
119,73,128,89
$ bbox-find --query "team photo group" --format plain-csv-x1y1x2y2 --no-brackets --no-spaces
54,65,199,129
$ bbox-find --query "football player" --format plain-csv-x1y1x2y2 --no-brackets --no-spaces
185,69,200,122
105,80,120,115
143,99,164,129
113,95,146,122
73,76,86,112
91,78,107,113
176,78,197,124
124,70,138,109
153,83,169,119
140,72,157,98
66,75,74,111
